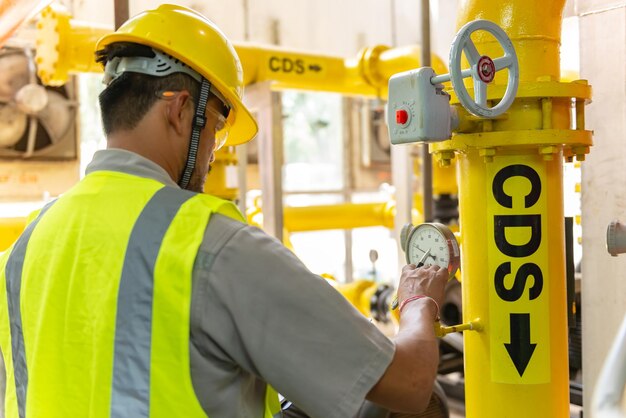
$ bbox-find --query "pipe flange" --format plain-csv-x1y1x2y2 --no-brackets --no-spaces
358,44,390,91
35,5,70,86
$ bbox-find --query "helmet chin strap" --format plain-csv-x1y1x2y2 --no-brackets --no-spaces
179,78,211,190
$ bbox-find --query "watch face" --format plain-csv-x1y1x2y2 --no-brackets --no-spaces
405,223,460,275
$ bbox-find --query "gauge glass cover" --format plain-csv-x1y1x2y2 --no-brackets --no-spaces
405,223,460,276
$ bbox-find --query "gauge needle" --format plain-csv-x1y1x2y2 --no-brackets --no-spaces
416,249,431,267
391,249,432,310
416,246,435,262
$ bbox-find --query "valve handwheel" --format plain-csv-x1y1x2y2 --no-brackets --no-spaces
446,19,519,118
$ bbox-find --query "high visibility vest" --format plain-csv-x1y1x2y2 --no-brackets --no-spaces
0,171,281,418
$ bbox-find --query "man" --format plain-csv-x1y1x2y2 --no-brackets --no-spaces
0,4,449,418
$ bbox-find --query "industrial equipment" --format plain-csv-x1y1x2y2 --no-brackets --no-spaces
400,222,460,276
326,277,394,324
0,48,76,159
0,2,598,418
388,20,519,145
28,3,456,243
0,44,79,203
387,2,592,414
607,220,626,256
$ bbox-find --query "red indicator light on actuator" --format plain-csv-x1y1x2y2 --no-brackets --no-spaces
396,109,409,125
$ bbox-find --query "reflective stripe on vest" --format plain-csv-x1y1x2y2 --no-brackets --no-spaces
4,201,56,418
110,187,195,417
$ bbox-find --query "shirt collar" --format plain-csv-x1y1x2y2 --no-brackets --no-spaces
85,149,179,188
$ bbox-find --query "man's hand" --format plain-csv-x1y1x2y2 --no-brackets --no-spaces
396,264,449,315
366,264,449,413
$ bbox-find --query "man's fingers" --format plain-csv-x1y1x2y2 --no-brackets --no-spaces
403,263,441,272
422,263,441,271
402,264,416,274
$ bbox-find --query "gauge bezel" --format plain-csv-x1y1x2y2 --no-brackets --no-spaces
404,222,460,277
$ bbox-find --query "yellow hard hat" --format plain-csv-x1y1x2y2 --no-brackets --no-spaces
96,4,257,146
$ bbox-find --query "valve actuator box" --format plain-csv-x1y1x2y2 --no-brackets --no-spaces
387,67,453,144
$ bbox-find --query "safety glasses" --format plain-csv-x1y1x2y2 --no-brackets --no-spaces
205,105,230,151
159,90,230,150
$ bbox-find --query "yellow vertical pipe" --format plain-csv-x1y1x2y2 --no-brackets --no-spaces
455,0,570,417
204,147,239,201
459,150,569,418
456,0,565,82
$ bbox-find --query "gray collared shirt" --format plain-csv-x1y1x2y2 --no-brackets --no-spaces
42,149,396,418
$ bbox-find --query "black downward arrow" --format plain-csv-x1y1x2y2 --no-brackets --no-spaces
504,313,537,377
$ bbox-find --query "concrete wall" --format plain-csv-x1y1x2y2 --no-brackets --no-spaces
578,0,626,414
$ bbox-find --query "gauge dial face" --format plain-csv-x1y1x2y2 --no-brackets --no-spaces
405,223,460,276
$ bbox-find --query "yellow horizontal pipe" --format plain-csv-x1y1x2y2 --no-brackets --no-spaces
237,44,448,98
34,9,447,98
236,44,375,96
330,279,380,317
375,45,448,86
247,200,424,235
282,202,396,232
0,217,27,252
35,5,112,86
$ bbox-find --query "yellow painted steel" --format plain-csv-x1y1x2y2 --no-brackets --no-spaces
282,202,396,232
31,8,460,233
203,147,239,201
428,0,589,416
32,8,458,211
432,158,459,196
0,217,27,252
327,279,380,318
435,320,482,337
247,200,395,231
486,155,552,384
457,150,570,417
35,5,110,86
33,9,447,99
456,0,564,85
247,198,428,234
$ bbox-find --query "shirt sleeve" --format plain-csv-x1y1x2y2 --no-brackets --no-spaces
192,215,395,418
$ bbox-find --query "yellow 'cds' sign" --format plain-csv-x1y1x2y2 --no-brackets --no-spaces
487,155,550,384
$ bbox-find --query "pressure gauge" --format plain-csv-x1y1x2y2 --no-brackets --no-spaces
400,222,460,277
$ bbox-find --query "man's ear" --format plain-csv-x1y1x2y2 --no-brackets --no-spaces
164,91,193,136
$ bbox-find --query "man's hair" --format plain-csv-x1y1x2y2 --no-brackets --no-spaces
95,42,201,135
